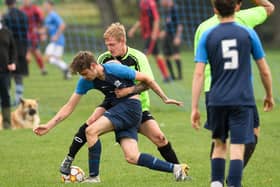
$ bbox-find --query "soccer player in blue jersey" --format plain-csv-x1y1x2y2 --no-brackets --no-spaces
194,0,275,171
42,0,70,79
33,51,189,181
192,0,274,186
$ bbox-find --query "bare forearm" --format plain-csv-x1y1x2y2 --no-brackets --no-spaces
252,0,275,15
132,82,149,94
192,73,204,110
147,80,168,102
47,104,74,129
260,67,273,98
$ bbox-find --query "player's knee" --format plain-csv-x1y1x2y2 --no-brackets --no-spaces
124,153,138,164
152,134,167,147
85,126,98,139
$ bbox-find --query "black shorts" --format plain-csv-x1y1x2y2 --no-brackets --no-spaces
162,34,180,56
141,110,155,124
144,37,160,55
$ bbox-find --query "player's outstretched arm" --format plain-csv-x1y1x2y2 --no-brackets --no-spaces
135,72,183,106
33,93,82,136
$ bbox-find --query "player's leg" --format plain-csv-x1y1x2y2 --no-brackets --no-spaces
13,74,24,106
145,38,170,82
243,105,260,168
227,106,255,187
119,137,189,181
32,45,47,75
85,116,114,181
208,106,228,187
162,35,175,80
45,43,70,79
173,53,182,80
139,111,180,164
211,139,227,187
0,74,12,129
60,107,106,174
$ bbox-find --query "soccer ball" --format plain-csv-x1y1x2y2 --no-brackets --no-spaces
61,166,85,183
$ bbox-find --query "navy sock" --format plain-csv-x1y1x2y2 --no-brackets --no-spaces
88,139,102,177
227,159,243,187
137,153,174,172
211,158,225,184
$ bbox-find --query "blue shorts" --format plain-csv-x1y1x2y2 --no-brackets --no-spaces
204,92,260,130
208,106,255,144
103,99,142,143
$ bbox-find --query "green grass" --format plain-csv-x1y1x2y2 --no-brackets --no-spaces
0,50,279,187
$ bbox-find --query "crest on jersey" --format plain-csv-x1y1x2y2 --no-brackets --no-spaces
114,80,122,88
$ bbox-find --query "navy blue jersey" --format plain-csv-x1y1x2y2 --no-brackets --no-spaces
162,4,181,36
195,22,265,106
75,62,136,106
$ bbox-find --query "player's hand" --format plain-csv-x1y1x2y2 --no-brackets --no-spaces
128,28,135,38
51,34,58,42
7,63,16,71
264,96,274,112
115,87,134,98
33,125,50,136
163,98,183,106
191,110,201,130
173,36,181,46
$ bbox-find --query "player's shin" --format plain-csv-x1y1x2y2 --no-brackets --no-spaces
88,139,102,177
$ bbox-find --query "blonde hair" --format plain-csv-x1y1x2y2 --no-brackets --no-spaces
103,22,126,42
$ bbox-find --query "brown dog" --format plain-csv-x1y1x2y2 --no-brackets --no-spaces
0,98,40,130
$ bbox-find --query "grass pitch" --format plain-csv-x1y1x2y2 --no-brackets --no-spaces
0,50,279,187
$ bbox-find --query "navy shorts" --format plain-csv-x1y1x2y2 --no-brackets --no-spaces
208,106,255,144
204,92,260,130
103,99,142,143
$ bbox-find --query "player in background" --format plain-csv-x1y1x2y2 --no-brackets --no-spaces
192,0,274,186
194,0,274,169
42,0,70,79
128,0,171,83
21,0,47,76
59,23,186,183
33,51,189,182
160,0,183,80
3,0,29,106
0,21,16,129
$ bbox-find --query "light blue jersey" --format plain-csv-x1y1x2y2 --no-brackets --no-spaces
45,11,65,46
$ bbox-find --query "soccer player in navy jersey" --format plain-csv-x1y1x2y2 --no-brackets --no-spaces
192,0,274,186
160,0,183,80
33,51,189,182
59,23,185,183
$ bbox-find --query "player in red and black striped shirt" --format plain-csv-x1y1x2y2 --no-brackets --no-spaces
128,0,171,82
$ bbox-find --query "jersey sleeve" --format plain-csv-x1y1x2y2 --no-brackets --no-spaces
53,12,64,26
194,31,210,64
236,7,267,28
104,63,136,80
248,29,265,60
75,77,94,95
